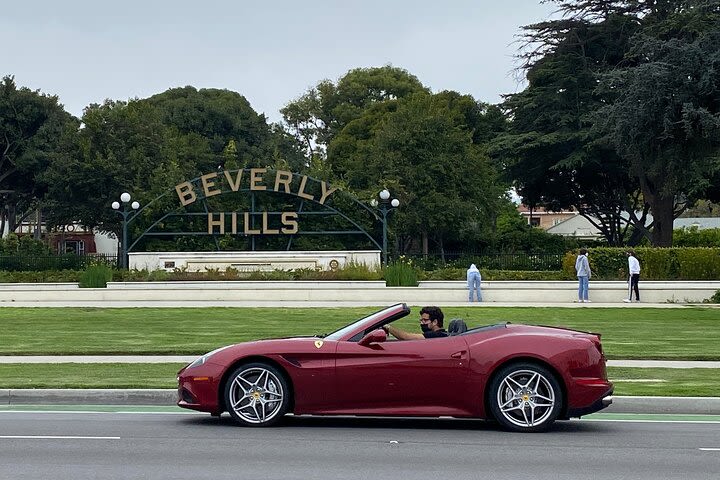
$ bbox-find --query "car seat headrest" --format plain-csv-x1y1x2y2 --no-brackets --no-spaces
448,318,468,336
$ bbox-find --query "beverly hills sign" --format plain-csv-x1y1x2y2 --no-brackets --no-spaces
174,168,340,235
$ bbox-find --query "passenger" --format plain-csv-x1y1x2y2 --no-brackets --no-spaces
383,306,448,340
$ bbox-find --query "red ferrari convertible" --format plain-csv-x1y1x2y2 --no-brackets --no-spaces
178,303,613,432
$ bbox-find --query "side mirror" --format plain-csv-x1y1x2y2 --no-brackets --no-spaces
358,328,387,347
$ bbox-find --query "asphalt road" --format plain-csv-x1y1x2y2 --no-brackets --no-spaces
0,410,718,480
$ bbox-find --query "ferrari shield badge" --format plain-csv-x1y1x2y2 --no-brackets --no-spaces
314,340,324,349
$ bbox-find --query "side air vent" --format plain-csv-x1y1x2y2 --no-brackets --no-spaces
281,356,302,367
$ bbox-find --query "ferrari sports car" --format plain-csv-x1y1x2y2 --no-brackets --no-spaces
178,303,613,432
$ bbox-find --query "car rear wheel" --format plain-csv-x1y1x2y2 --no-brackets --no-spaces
488,362,562,432
224,362,290,427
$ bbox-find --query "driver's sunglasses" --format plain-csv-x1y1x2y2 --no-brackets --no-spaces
419,317,432,324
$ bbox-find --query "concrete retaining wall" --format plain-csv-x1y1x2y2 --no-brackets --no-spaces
129,250,381,272
1,280,718,304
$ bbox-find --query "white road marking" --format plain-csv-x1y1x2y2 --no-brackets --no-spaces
0,435,120,440
580,418,720,424
699,448,720,451
612,379,668,383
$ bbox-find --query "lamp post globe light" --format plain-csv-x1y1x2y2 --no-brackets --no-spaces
111,192,140,269
376,189,399,266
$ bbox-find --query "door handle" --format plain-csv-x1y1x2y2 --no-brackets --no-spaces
450,351,466,359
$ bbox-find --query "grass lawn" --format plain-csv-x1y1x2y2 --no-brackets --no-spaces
0,306,718,359
0,363,185,389
609,367,720,397
1,363,717,397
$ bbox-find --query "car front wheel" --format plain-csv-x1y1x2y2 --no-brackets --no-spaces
224,362,290,427
488,362,562,432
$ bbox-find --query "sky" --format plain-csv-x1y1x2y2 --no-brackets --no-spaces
3,0,557,123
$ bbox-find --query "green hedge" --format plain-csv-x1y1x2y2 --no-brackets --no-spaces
421,269,565,281
2,249,718,282
562,247,720,280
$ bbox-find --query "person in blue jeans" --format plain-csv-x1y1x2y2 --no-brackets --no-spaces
574,249,592,302
467,263,482,302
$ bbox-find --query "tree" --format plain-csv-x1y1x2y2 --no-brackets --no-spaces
281,66,429,156
144,86,303,171
41,99,183,239
593,2,720,245
494,11,645,246
42,86,307,252
0,76,75,235
328,92,506,258
502,0,720,246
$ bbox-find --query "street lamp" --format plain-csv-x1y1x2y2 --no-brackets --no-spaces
373,189,400,266
111,192,140,269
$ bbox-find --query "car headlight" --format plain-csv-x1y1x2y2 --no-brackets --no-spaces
188,355,208,369
187,345,233,369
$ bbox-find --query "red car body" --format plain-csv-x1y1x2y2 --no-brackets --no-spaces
178,304,613,431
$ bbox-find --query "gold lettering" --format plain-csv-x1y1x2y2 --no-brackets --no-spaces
249,168,267,191
201,173,221,198
262,212,280,234
243,212,261,234
274,170,293,194
318,182,338,204
297,175,314,200
175,181,197,206
224,170,244,191
207,213,224,234
231,212,238,234
281,212,299,234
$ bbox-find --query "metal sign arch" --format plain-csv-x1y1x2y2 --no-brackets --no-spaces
125,169,383,253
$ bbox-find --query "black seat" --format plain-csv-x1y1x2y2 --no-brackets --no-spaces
448,318,468,336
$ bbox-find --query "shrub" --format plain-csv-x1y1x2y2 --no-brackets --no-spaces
421,269,565,281
0,269,82,283
674,227,720,247
676,249,720,280
562,247,720,280
332,261,382,281
384,258,419,286
706,290,720,303
79,265,114,288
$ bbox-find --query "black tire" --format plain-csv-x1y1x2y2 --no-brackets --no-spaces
224,362,290,427
488,362,563,432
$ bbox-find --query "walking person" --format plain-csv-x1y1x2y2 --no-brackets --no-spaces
467,263,482,302
575,248,591,303
623,250,641,303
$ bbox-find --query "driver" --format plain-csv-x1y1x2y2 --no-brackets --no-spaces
383,306,448,340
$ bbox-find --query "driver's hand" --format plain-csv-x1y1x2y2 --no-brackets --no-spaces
382,325,390,334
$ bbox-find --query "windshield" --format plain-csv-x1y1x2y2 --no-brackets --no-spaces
324,304,407,341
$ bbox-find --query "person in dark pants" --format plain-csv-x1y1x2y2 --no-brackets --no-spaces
383,306,448,340
623,250,641,303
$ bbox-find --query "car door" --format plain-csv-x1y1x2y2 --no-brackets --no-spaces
332,335,470,416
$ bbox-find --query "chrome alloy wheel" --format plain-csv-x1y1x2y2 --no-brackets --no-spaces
228,367,285,424
496,369,556,428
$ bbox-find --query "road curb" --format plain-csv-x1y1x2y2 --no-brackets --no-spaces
605,395,720,415
3,389,720,415
0,389,176,406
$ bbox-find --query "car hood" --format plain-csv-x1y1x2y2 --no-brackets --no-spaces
203,335,329,364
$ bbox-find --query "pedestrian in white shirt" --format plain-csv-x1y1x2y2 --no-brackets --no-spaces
623,250,641,303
